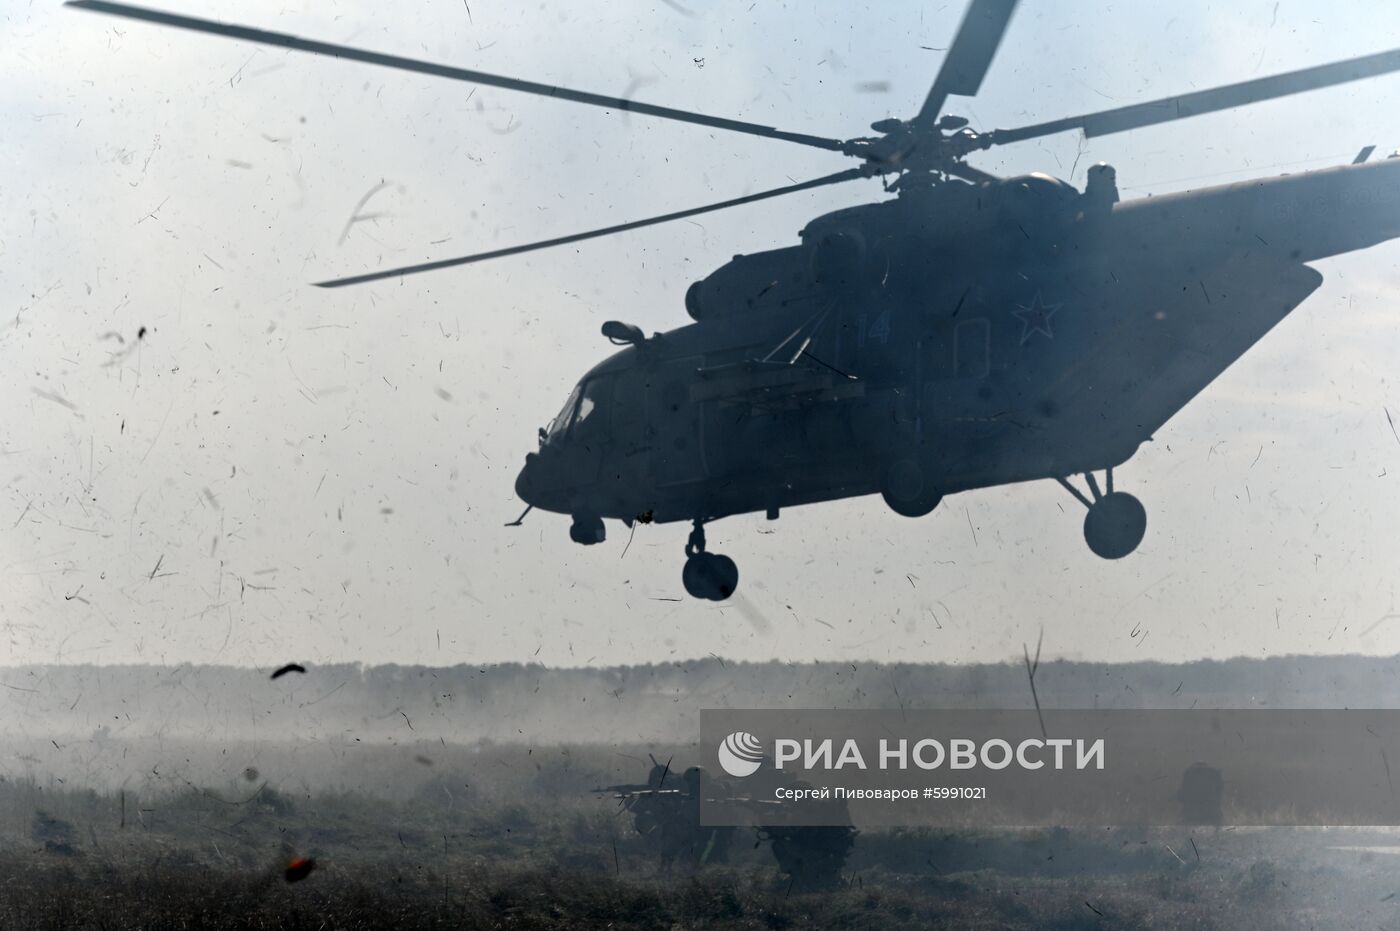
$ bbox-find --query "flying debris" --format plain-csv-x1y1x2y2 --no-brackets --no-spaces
283,857,316,883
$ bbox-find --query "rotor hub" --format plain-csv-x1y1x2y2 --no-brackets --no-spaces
841,118,996,186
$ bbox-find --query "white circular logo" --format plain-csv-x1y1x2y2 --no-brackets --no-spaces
717,731,764,778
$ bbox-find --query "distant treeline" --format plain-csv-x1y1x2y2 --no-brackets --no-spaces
3,653,1399,746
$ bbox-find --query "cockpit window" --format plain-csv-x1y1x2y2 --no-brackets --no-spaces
544,377,610,443
572,377,609,439
545,385,582,441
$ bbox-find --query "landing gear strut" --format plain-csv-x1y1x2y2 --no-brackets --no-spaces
1057,468,1146,560
682,521,739,601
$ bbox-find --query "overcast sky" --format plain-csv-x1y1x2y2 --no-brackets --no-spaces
6,1,1400,669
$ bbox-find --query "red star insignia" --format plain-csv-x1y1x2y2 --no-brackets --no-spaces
1013,292,1061,345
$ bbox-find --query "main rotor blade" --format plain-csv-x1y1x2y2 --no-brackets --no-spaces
944,161,1000,185
915,0,1019,125
991,45,1400,145
313,168,871,288
66,0,847,153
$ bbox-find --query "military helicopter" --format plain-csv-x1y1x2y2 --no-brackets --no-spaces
73,0,1400,600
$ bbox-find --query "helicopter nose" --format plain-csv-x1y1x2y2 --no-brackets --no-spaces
515,453,542,506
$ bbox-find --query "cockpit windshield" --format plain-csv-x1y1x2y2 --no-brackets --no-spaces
573,381,602,436
543,378,608,443
544,384,582,442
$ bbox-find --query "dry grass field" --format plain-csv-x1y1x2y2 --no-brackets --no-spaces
2,743,1398,929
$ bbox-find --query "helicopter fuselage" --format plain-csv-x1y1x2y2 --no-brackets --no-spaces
515,157,1400,532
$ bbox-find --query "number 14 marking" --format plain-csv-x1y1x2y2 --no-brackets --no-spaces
856,310,891,348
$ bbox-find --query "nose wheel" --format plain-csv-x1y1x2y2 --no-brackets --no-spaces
682,521,739,601
1057,468,1146,560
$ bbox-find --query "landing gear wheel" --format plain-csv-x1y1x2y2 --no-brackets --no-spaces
1083,492,1146,560
880,458,942,518
683,553,739,601
681,520,738,600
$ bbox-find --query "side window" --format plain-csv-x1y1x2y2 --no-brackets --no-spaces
954,319,990,379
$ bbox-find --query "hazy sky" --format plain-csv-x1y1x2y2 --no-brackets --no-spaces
7,1,1400,669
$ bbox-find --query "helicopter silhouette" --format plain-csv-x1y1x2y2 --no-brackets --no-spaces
72,0,1400,600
